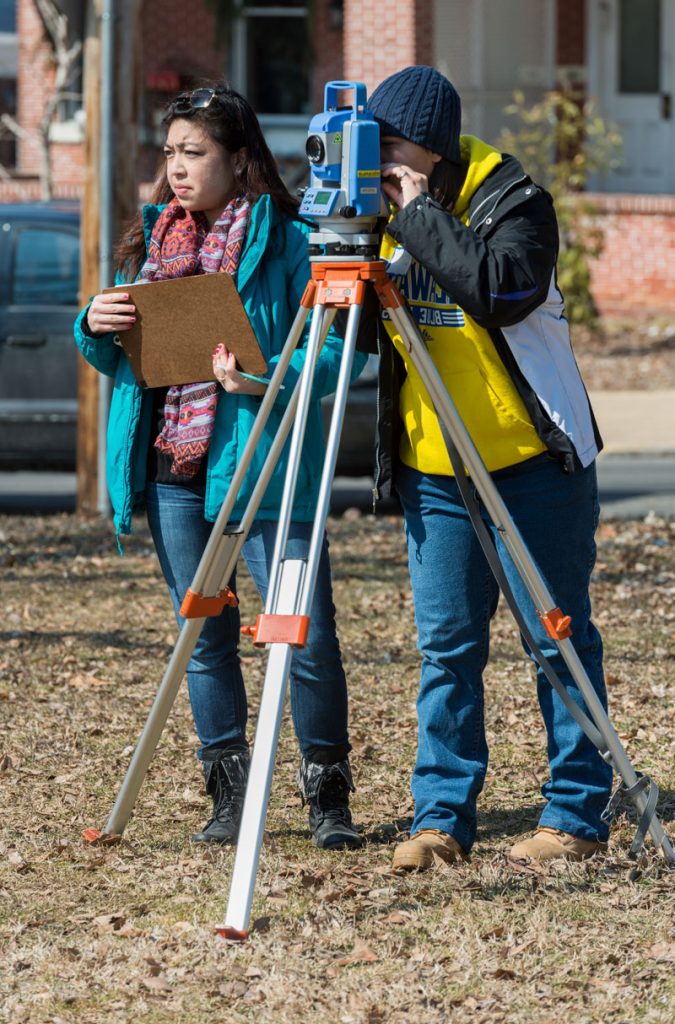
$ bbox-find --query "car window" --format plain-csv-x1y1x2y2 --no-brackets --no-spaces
11,227,80,306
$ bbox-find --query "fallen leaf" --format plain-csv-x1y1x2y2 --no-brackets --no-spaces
251,916,271,933
142,973,171,993
145,957,163,976
8,850,30,873
93,912,127,933
648,942,675,962
299,868,331,888
382,911,410,925
493,967,520,980
336,938,379,966
68,673,109,688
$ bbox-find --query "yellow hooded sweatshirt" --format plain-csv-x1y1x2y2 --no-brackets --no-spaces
380,136,546,476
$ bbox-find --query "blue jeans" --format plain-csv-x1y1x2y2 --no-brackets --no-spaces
397,455,612,851
145,482,350,761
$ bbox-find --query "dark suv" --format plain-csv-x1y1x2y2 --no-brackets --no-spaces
0,202,80,467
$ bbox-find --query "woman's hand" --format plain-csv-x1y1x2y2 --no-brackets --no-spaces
381,163,429,209
213,344,266,395
87,292,136,335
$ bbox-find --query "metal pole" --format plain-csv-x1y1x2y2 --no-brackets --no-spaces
221,307,359,938
300,303,361,614
98,0,115,514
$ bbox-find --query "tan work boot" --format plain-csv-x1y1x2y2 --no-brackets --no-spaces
392,829,466,872
510,826,607,863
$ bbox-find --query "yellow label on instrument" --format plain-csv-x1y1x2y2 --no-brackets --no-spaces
357,169,380,177
333,133,342,144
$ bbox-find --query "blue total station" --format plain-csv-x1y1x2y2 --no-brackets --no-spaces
299,81,384,221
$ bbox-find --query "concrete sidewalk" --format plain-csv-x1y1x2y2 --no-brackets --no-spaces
590,390,675,455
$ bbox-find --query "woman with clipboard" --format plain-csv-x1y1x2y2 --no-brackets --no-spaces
74,83,366,852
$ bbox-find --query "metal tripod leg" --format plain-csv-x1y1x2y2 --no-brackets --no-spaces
88,302,338,840
218,300,364,939
387,301,675,865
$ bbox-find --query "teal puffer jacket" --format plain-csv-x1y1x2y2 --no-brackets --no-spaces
74,195,366,535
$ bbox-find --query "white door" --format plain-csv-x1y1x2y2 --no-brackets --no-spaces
589,0,675,193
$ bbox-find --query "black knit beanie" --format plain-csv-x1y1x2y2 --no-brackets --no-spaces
368,65,462,163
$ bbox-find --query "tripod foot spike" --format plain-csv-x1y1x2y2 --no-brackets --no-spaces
82,828,122,846
215,925,249,942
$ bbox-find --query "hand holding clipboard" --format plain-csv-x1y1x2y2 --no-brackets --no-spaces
103,274,267,389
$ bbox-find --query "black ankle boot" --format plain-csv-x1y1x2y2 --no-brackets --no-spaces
192,748,250,844
297,757,363,850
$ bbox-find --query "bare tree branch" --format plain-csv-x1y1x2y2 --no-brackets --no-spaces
33,0,84,199
1,112,35,143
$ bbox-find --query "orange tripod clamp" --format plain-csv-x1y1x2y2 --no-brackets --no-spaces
241,613,310,648
307,260,406,312
180,586,238,619
538,606,573,640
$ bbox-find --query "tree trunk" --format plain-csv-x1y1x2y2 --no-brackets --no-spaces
115,0,143,229
76,0,143,517
76,0,101,515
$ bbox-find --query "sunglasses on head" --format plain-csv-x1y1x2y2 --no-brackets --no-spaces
169,87,227,115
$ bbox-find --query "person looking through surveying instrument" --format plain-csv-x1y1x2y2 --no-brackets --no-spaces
74,82,365,852
361,65,613,870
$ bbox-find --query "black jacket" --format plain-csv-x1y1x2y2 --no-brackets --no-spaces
361,154,602,501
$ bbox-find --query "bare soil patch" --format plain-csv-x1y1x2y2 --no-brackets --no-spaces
1,511,673,1023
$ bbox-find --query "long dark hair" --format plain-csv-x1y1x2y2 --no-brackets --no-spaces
429,158,467,212
115,82,299,279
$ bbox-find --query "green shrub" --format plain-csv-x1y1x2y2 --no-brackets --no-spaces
497,90,622,324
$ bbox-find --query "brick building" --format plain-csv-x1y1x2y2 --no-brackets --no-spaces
5,0,675,314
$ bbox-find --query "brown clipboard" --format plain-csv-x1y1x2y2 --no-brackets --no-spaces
103,273,267,388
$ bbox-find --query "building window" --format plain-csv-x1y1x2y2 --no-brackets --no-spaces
0,76,16,167
618,0,660,94
54,0,85,124
232,3,310,115
0,0,16,34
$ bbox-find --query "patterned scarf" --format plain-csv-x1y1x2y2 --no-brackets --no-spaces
139,194,251,477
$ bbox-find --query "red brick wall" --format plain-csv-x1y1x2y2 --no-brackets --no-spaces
556,0,585,66
343,0,433,94
139,0,227,180
142,0,225,85
16,0,56,177
586,194,675,316
51,139,86,183
414,0,434,68
311,0,343,112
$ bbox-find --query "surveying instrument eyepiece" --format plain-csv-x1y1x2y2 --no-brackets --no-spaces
299,81,389,259
86,80,674,944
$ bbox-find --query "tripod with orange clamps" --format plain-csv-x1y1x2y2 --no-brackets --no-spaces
84,251,674,943
85,70,674,938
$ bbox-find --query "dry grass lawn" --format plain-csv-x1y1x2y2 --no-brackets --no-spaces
1,510,673,1023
